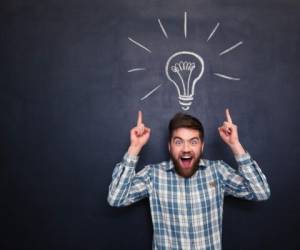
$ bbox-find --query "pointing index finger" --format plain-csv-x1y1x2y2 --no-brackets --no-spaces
225,108,233,123
137,111,143,125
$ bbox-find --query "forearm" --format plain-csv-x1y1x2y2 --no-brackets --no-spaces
235,153,271,201
107,153,138,207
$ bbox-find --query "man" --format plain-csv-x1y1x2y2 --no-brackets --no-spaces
107,109,270,250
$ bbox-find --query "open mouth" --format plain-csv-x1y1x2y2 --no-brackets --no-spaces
180,155,193,169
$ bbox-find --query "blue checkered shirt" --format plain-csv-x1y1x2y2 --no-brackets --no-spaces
107,152,270,250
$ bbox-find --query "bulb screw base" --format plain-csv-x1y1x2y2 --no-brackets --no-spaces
179,95,193,111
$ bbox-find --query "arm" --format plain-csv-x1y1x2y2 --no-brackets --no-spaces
107,153,152,207
217,109,270,200
218,153,271,200
107,111,152,207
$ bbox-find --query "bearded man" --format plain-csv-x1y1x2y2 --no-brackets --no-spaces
107,110,270,250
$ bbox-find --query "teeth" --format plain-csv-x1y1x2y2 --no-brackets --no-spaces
181,156,192,159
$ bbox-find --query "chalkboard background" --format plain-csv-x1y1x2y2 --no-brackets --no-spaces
1,0,299,249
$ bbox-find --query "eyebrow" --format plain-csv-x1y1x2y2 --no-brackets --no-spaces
172,137,200,141
173,136,182,140
189,137,200,141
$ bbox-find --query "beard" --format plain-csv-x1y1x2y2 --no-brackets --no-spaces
170,150,202,178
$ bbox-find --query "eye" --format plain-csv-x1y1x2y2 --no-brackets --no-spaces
174,139,183,145
190,139,199,145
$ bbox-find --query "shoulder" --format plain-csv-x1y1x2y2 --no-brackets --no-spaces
199,159,229,179
136,161,170,176
149,161,171,171
200,158,224,169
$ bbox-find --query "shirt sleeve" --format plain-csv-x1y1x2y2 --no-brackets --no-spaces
107,153,152,207
217,153,271,201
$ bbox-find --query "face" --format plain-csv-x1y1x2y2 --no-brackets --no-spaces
169,128,204,178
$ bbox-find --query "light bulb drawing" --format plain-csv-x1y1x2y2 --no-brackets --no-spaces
127,11,243,110
165,51,204,110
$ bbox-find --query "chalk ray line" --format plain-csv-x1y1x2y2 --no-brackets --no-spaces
140,84,162,101
128,68,146,73
128,37,152,53
207,22,220,42
184,12,187,39
158,19,168,39
219,41,243,56
214,73,240,81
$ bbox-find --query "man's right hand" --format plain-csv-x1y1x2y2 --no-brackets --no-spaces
128,111,151,157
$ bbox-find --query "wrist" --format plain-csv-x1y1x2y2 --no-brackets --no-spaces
229,142,246,156
128,145,142,157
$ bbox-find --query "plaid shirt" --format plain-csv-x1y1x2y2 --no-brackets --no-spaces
107,152,270,250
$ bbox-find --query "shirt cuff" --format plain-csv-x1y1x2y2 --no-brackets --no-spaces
123,152,139,167
234,152,251,163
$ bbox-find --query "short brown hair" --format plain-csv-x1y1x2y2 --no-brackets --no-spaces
168,113,204,141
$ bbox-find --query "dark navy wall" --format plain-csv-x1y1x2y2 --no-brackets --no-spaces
1,0,299,249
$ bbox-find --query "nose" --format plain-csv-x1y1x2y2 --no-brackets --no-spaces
182,142,191,152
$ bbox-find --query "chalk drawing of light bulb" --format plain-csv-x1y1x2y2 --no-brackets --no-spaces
165,51,204,111
128,12,243,109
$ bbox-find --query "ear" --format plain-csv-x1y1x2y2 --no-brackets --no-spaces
168,142,171,153
201,142,205,152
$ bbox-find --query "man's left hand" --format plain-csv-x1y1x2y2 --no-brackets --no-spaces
218,109,246,156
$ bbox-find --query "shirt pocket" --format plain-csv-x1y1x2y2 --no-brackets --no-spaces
196,181,218,210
